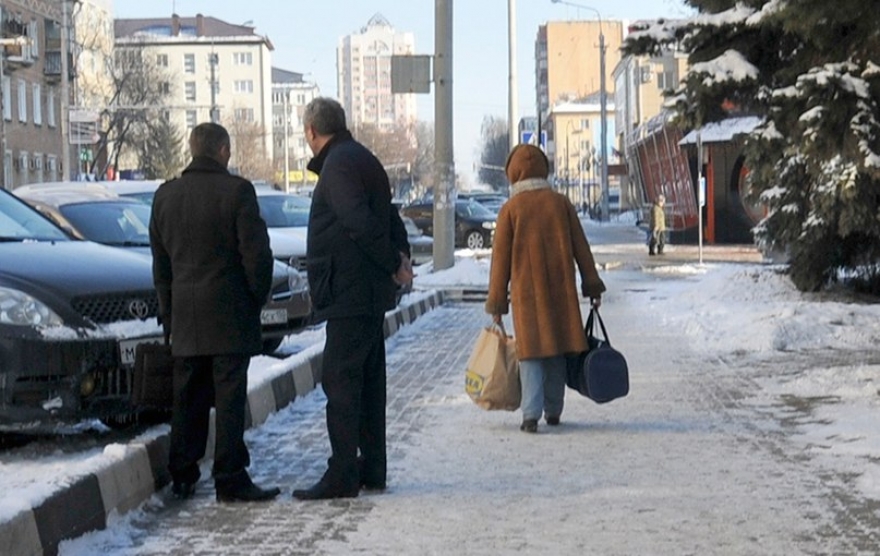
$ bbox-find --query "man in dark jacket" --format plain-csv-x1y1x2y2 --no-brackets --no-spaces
150,122,280,503
292,97,412,500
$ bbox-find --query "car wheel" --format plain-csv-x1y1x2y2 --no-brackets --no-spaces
466,230,485,249
262,337,284,354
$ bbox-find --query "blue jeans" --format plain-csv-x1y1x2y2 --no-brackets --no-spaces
519,356,566,421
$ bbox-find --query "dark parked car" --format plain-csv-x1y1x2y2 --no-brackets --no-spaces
0,187,168,430
401,199,496,249
14,183,311,355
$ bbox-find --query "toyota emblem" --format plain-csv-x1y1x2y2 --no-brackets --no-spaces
128,299,150,319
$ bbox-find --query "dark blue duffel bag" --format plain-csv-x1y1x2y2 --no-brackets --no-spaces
566,308,629,404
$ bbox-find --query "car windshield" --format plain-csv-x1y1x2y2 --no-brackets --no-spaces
59,202,152,246
0,190,70,241
119,191,156,204
455,200,496,217
258,195,310,228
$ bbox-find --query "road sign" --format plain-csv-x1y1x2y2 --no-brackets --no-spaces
520,130,547,149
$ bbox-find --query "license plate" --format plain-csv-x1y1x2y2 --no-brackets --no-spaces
261,308,288,325
119,336,164,366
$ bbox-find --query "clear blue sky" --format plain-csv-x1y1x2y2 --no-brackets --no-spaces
115,0,691,184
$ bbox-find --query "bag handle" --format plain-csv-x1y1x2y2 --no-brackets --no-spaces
490,320,507,337
584,307,611,345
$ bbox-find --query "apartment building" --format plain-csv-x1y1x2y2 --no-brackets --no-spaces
114,14,274,171
535,19,624,125
0,0,72,188
271,67,319,190
337,13,416,130
548,94,616,207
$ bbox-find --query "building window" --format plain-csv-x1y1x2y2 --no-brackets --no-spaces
580,118,590,130
17,80,27,123
28,21,39,58
18,152,28,182
233,52,253,66
234,108,254,122
32,83,41,125
183,53,195,74
3,151,11,186
234,80,254,94
32,152,43,183
2,77,10,121
47,88,56,127
46,155,57,180
158,81,170,94
185,81,196,102
185,110,197,130
657,71,675,91
157,53,168,67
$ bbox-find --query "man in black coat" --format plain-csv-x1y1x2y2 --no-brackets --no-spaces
293,97,413,500
150,122,280,503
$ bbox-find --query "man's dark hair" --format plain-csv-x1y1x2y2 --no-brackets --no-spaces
303,97,347,136
189,122,230,158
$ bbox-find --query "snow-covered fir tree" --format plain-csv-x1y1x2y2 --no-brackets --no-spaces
625,0,880,292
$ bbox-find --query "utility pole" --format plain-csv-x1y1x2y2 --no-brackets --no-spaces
283,89,290,192
550,1,609,220
598,29,609,222
508,0,518,150
209,49,219,123
61,0,71,180
433,0,454,271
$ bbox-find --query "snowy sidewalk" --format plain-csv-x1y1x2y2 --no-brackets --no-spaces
60,263,880,555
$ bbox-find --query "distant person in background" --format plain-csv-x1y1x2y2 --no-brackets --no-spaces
150,122,280,503
486,143,606,433
649,194,667,256
293,97,412,500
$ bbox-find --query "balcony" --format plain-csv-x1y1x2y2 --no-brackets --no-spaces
3,41,33,67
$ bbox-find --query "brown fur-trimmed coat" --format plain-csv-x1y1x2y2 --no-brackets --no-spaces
485,179,606,359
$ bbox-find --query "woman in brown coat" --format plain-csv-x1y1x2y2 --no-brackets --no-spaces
486,144,606,433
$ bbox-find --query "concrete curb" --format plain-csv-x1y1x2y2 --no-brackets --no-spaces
2,291,445,556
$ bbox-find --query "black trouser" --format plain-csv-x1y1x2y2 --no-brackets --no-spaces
649,230,665,254
321,315,387,488
168,354,251,487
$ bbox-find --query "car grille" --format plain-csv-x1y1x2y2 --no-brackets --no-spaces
71,291,160,324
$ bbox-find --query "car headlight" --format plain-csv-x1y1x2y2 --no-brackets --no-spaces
287,266,308,293
482,221,496,230
0,287,64,327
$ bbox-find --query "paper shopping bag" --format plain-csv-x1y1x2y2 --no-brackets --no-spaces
464,324,521,411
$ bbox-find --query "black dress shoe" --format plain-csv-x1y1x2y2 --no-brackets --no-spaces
171,481,196,500
216,483,281,503
545,416,561,426
360,480,387,492
293,480,359,501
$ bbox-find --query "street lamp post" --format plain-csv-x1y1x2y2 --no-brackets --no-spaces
550,0,608,220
